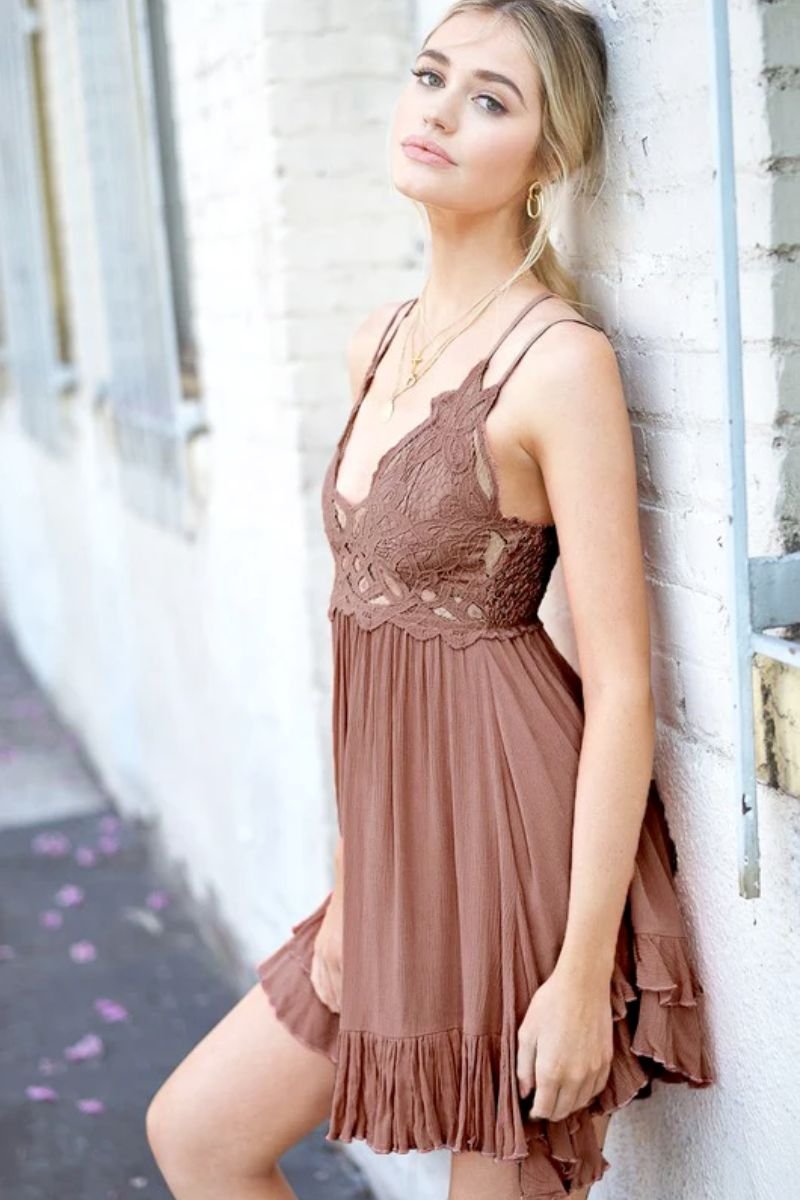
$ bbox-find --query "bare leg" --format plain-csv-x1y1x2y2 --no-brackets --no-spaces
448,1151,522,1200
447,1110,613,1200
146,982,337,1199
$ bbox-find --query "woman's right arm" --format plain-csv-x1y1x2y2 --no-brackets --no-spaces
309,836,344,1012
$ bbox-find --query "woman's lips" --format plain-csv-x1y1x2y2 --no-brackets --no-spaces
402,141,455,167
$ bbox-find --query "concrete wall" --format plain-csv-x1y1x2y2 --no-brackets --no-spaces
0,1,797,1198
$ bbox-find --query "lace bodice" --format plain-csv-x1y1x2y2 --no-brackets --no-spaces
322,292,603,650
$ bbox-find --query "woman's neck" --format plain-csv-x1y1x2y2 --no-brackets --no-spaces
420,214,538,326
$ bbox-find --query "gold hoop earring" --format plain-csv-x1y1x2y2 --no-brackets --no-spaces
526,181,543,221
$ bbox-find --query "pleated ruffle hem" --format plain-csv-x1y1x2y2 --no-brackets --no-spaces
257,611,715,1199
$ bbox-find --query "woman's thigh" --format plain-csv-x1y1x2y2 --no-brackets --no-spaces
146,982,337,1191
447,1110,613,1200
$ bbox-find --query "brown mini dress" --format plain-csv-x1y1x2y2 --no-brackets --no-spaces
256,291,715,1199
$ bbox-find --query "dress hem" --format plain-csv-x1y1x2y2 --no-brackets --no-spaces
256,908,340,1066
257,913,714,1200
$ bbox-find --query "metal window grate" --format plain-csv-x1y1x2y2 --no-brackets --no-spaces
0,0,64,450
76,0,189,528
707,0,799,899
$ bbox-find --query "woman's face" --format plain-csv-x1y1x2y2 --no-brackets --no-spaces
389,10,544,220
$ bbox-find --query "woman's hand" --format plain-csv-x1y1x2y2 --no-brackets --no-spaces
516,965,613,1123
310,883,343,1013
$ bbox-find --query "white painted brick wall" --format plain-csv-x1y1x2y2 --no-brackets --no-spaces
572,2,799,1196
0,1,797,1197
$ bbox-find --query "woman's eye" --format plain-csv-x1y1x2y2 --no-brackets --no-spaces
409,67,507,115
410,67,442,88
477,94,506,115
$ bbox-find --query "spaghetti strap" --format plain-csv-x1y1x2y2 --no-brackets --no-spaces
476,290,556,390
483,290,556,362
492,315,605,392
358,297,418,405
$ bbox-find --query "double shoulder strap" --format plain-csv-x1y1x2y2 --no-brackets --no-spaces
480,292,604,389
363,290,604,397
359,298,417,399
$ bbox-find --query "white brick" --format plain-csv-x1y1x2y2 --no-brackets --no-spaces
262,1,328,34
615,269,718,345
263,32,407,81
672,349,726,424
619,348,676,418
0,6,794,1199
680,657,738,750
644,424,729,510
650,580,731,664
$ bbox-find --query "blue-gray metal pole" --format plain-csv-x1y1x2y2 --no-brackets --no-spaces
706,0,760,897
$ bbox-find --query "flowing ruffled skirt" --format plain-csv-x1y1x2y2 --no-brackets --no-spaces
256,609,714,1198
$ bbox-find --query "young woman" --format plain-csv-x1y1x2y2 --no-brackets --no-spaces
146,2,714,1197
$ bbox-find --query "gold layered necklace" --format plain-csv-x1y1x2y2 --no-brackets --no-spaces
380,270,522,423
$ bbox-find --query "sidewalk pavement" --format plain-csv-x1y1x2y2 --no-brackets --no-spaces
0,620,373,1200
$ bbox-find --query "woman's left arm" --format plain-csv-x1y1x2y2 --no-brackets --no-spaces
511,320,656,1123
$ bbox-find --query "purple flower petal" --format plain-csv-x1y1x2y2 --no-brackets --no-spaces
96,834,120,856
93,997,129,1022
0,944,16,961
26,1085,58,1102
98,815,121,834
145,889,170,911
69,940,97,963
39,909,64,929
64,1033,104,1061
74,846,98,867
54,884,85,907
76,1097,105,1114
32,831,72,857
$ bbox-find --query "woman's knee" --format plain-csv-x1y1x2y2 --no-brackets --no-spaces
145,1069,246,1186
144,983,336,1186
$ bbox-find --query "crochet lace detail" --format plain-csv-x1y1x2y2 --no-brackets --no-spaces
322,357,560,650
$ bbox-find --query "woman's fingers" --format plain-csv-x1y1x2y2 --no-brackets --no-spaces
587,1066,609,1108
321,951,342,1012
310,948,332,1009
530,1065,610,1122
542,1081,580,1123
309,950,324,1007
516,1028,536,1099
529,1076,561,1121
310,933,342,1013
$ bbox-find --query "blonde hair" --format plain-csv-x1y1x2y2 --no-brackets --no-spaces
415,0,609,311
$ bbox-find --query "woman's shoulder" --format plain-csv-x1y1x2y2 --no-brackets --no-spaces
491,292,622,452
525,290,609,342
503,291,614,382
349,297,409,349
345,298,410,401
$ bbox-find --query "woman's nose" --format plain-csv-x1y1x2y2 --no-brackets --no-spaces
422,103,455,132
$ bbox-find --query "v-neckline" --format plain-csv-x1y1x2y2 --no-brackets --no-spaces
331,355,494,511
331,287,557,512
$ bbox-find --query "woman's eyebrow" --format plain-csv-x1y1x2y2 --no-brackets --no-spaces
416,48,527,108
